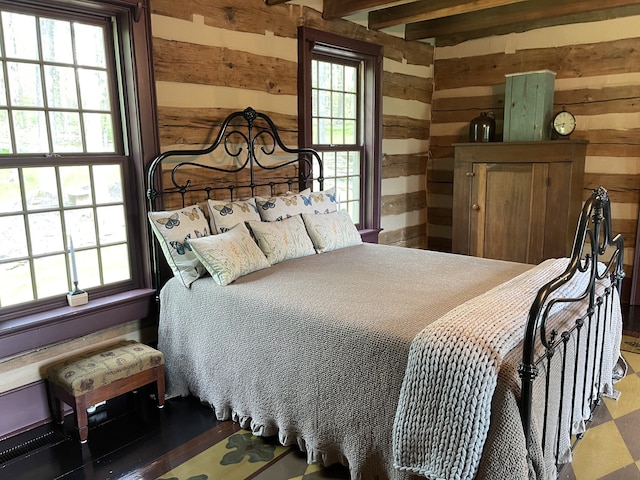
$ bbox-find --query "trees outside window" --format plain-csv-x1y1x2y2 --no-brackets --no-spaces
0,0,156,326
298,26,382,240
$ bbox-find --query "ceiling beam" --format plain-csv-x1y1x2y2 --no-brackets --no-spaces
369,0,529,30
405,0,640,41
264,0,290,5
323,0,397,19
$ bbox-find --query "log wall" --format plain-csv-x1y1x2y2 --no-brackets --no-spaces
429,16,640,284
150,0,433,248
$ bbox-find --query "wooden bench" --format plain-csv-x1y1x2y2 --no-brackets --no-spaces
45,340,165,443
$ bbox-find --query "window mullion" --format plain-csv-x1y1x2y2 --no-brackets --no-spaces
88,165,104,285
16,168,37,303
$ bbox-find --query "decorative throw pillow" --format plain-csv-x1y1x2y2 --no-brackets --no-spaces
188,222,270,286
302,209,363,253
197,200,213,229
247,214,315,264
300,187,339,215
255,188,311,222
148,205,211,287
207,198,260,234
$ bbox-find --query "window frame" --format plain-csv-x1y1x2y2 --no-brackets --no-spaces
297,26,382,240
0,0,158,359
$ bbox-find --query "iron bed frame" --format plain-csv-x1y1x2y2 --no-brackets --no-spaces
520,185,624,469
146,107,625,477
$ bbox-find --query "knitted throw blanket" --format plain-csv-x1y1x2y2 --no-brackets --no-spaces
392,258,587,480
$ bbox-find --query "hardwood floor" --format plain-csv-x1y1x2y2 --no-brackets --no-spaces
0,392,226,480
623,304,640,337
1,306,640,480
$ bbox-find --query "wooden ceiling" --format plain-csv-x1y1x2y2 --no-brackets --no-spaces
266,0,640,46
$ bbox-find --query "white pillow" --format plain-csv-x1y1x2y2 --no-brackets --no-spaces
300,187,339,215
207,198,260,234
247,214,315,264
255,188,311,221
148,205,211,287
188,222,270,286
301,210,362,253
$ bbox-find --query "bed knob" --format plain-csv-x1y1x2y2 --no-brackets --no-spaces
472,204,480,210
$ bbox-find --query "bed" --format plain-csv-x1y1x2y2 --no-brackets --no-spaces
146,107,626,480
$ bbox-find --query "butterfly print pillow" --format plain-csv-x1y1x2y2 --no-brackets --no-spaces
148,205,210,287
207,198,260,234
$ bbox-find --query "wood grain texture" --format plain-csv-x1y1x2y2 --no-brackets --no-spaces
452,142,587,262
383,153,428,179
323,0,395,19
433,84,639,125
379,223,427,248
427,207,453,226
427,182,453,196
383,115,430,140
406,0,640,44
381,191,427,216
583,175,640,204
302,11,434,65
151,0,299,38
427,236,452,251
383,72,433,103
158,107,299,147
435,38,640,90
368,0,527,30
268,0,640,47
153,38,297,95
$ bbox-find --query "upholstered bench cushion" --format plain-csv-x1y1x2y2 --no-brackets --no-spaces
45,341,164,396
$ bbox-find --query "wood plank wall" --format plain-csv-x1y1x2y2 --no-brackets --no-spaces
429,16,640,284
150,0,433,248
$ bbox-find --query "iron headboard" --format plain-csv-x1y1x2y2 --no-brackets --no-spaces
146,106,324,291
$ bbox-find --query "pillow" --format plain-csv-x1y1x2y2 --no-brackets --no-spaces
300,187,339,215
197,200,214,229
148,205,211,287
255,188,311,222
302,210,363,253
207,198,260,234
188,222,270,286
247,214,315,264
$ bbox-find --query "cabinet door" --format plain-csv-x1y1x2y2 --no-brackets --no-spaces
470,162,548,264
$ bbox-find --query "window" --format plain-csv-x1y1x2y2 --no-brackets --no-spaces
0,0,156,324
298,27,382,238
310,57,361,221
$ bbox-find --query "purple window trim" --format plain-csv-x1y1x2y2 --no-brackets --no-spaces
0,289,156,360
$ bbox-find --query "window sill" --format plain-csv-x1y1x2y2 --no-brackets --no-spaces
0,289,156,360
359,228,382,244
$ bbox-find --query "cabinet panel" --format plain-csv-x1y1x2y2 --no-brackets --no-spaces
452,141,587,264
470,163,548,264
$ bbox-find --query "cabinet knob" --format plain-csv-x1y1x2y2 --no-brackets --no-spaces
472,204,480,210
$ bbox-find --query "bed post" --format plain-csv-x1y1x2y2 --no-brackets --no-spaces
519,186,624,467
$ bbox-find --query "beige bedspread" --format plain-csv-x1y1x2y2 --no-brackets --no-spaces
393,258,623,480
159,243,537,479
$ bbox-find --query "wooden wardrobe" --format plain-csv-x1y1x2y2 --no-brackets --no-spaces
452,141,587,265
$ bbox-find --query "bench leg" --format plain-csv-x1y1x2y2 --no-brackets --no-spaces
75,396,89,443
156,365,165,409
48,384,66,424
53,397,65,424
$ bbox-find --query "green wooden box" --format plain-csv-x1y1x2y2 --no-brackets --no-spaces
503,70,555,141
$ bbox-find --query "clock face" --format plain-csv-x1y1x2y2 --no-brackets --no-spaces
552,111,576,136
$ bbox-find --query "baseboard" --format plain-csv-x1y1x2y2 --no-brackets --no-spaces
0,381,54,440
